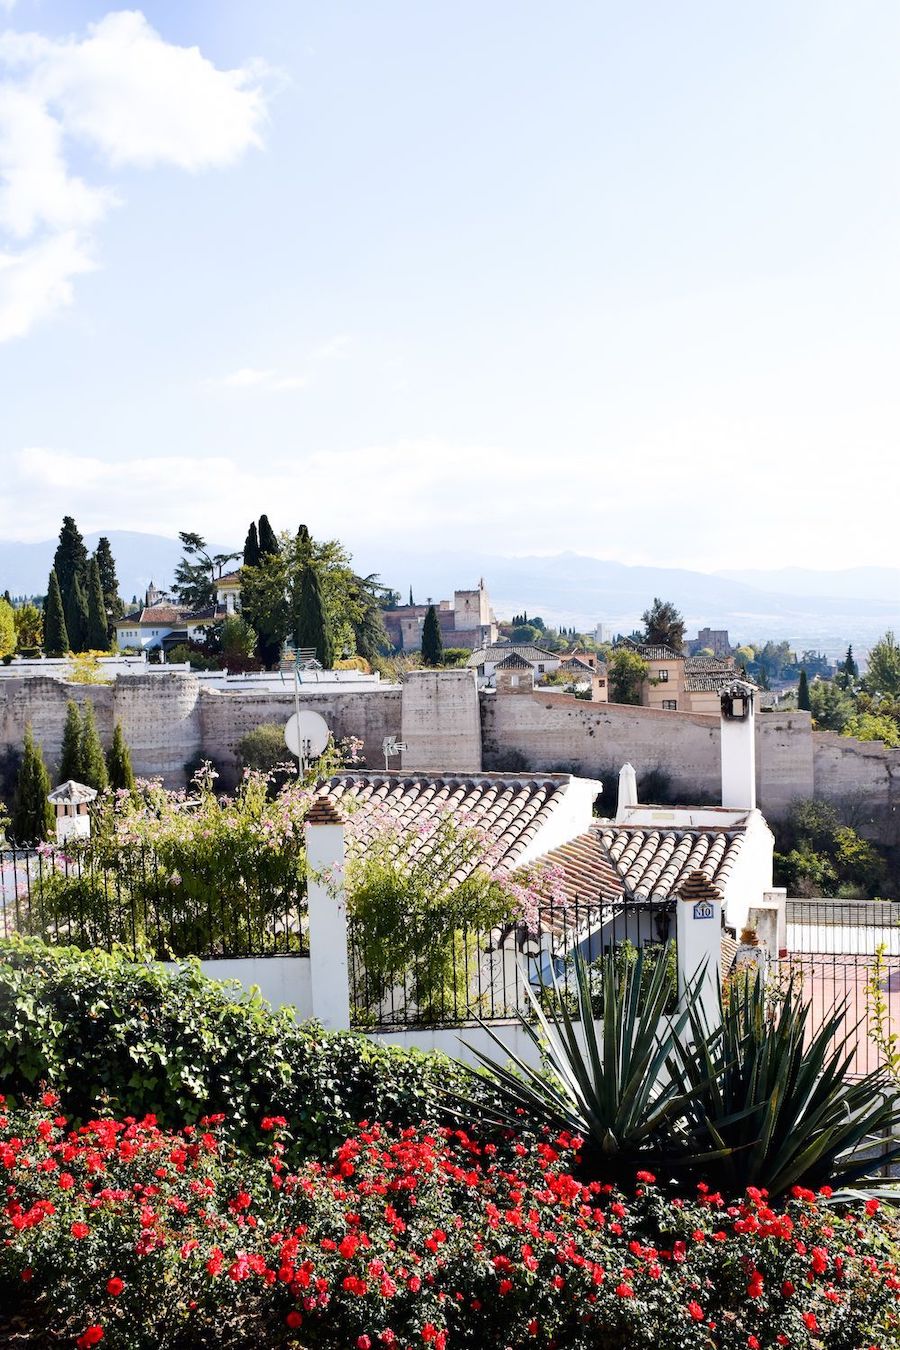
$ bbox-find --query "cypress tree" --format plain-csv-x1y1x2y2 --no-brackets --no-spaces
257,515,280,556
421,604,443,666
243,521,260,568
65,573,89,653
294,566,334,668
845,644,858,679
94,537,122,627
86,557,108,650
798,669,811,712
58,701,84,783
52,516,88,607
79,701,108,792
408,586,414,607
11,725,54,844
44,570,69,655
107,722,135,792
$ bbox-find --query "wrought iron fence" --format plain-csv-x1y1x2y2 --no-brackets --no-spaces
0,845,308,960
348,893,676,1028
780,898,900,1078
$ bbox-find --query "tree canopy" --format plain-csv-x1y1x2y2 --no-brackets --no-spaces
641,597,685,652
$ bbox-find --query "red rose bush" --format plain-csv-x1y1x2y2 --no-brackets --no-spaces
1,1095,899,1349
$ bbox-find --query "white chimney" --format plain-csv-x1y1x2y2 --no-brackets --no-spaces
616,762,638,821
719,680,757,809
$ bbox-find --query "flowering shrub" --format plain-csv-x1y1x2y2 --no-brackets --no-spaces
2,1100,899,1349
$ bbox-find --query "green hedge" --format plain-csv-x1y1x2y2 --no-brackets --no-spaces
0,938,472,1158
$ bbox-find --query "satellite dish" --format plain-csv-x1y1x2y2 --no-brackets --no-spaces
284,710,330,760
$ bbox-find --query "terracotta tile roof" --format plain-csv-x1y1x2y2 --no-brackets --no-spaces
306,797,344,825
116,604,222,627
467,643,558,667
316,771,573,877
216,571,242,587
494,651,534,670
542,822,746,904
684,671,740,692
620,640,684,662
685,655,735,673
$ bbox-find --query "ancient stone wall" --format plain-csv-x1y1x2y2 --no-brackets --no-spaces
812,731,900,844
401,670,482,772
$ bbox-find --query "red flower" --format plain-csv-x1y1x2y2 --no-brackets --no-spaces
285,1311,302,1329
106,1278,124,1297
636,1170,656,1184
357,1338,372,1349
76,1329,104,1349
747,1271,764,1298
71,1221,90,1240
865,1199,880,1216
748,1339,760,1349
802,1312,820,1333
782,1280,795,1298
615,1283,634,1298
687,1301,704,1321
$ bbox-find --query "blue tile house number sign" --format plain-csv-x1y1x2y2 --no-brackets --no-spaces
692,901,715,920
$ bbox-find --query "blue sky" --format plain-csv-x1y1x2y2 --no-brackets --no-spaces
0,2,897,572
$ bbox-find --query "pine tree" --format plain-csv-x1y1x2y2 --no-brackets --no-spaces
58,701,84,783
86,557,109,650
52,516,88,604
294,565,334,668
11,725,54,845
243,521,260,568
94,537,122,626
845,644,858,679
421,604,443,666
797,669,811,712
106,722,135,791
44,571,69,655
79,701,108,792
258,515,280,557
65,573,89,653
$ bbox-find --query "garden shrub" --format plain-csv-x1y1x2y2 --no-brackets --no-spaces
0,938,473,1159
1,1104,898,1349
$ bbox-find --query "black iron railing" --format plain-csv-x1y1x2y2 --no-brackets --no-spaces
348,893,676,1029
0,845,308,960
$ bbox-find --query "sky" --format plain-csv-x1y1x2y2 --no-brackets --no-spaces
0,1,898,574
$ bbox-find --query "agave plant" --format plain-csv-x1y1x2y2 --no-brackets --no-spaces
670,967,900,1197
457,942,707,1175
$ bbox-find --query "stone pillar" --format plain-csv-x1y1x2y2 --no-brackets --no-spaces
676,870,723,1030
305,798,351,1030
751,888,787,958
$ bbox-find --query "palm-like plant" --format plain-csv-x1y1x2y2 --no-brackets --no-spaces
671,969,900,1196
459,943,705,1175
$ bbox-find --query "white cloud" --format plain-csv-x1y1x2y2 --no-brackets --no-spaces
209,367,310,393
0,10,268,339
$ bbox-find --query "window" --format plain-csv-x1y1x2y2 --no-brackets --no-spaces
662,699,677,711
538,664,545,673
511,675,520,687
658,669,669,682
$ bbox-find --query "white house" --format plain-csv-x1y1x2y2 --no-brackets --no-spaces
115,603,225,653
466,642,562,685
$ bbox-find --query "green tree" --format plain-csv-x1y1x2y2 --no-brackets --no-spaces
93,537,123,630
797,669,810,712
52,516,88,605
808,679,854,732
865,632,900,699
13,601,42,650
421,604,443,666
58,701,84,783
294,563,334,667
641,597,685,652
242,521,260,568
240,552,291,670
609,647,649,704
11,725,54,844
257,514,280,557
106,722,136,792
79,700,108,792
172,533,240,611
64,573,89,653
843,711,900,749
408,586,414,606
43,570,69,656
0,596,14,658
86,557,109,651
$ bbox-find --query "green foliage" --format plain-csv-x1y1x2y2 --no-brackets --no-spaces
10,725,54,845
844,710,900,747
437,646,470,667
236,722,295,775
52,515,88,602
13,600,43,650
293,562,334,667
0,938,465,1159
79,700,108,793
86,557,109,651
420,603,443,666
539,940,677,1019
773,797,889,897
58,701,84,783
93,536,122,625
242,519,260,567
797,668,810,711
64,571,89,653
641,597,685,652
43,571,69,655
671,970,900,1195
609,646,648,703
172,533,240,611
865,630,900,699
106,722,135,792
0,596,14,658
348,812,514,1023
808,677,854,731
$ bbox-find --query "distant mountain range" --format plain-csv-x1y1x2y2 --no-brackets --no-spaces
2,532,898,658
